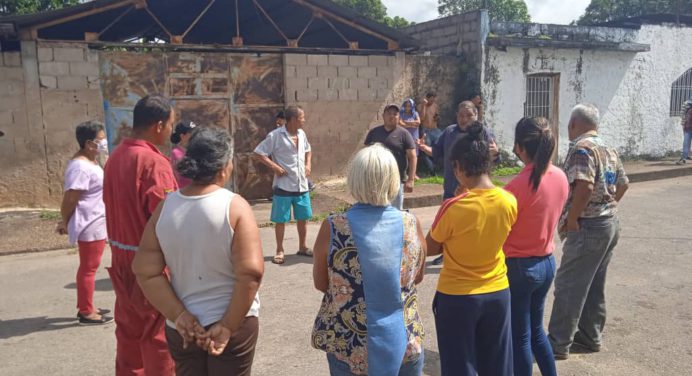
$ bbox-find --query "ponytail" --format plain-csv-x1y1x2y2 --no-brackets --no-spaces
170,131,182,144
515,117,555,192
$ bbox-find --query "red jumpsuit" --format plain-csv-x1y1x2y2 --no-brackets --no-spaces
103,138,178,375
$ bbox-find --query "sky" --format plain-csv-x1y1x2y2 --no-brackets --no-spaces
382,0,591,25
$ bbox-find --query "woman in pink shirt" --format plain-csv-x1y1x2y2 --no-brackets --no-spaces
170,120,196,188
57,121,113,325
503,117,568,376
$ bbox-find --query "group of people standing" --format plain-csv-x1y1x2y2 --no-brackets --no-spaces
55,90,629,376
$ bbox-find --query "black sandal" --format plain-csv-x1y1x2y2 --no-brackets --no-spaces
78,313,114,326
76,308,110,318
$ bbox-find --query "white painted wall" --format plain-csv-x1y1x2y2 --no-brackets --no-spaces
483,24,692,159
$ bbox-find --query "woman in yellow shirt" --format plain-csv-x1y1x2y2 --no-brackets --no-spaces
426,122,518,376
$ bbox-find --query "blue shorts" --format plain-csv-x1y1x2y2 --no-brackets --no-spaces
271,192,313,223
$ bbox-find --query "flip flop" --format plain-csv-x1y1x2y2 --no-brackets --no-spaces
297,248,313,257
272,253,285,264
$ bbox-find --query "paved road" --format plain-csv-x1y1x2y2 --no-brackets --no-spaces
1,176,691,375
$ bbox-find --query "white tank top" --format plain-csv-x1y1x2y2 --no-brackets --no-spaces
156,188,260,328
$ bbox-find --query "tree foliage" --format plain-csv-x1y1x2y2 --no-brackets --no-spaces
0,0,80,16
438,0,531,22
577,0,692,25
334,0,414,28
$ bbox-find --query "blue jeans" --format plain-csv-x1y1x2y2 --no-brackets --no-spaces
682,130,692,159
506,256,557,376
548,216,620,355
326,352,424,376
433,290,513,376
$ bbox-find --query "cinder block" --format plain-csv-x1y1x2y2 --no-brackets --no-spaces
348,55,368,66
318,89,338,101
0,95,24,111
87,76,100,89
3,52,21,67
306,54,328,66
308,77,329,90
0,82,20,96
69,61,100,76
286,77,308,90
328,55,349,66
376,67,395,80
0,110,12,125
317,65,337,78
0,67,24,81
53,47,85,62
57,76,88,90
12,108,28,126
86,49,99,63
339,88,358,101
39,61,69,76
295,88,318,102
329,77,349,89
296,65,317,78
349,77,369,90
285,65,296,78
368,55,389,67
358,67,377,78
358,89,377,101
285,54,307,66
369,77,388,90
337,66,357,78
38,47,53,62
376,88,389,100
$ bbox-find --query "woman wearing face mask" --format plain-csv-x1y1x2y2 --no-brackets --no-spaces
57,121,113,325
170,120,196,188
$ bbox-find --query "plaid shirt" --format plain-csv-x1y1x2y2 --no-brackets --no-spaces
682,105,692,131
558,132,628,238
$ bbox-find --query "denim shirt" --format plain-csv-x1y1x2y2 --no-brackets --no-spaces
433,124,497,199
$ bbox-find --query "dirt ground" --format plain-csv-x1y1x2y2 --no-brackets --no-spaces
0,210,72,255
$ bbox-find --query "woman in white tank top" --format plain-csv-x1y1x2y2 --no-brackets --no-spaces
133,126,264,376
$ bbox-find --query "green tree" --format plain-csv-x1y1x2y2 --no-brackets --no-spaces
438,0,531,22
0,0,80,16
334,0,413,28
577,0,692,25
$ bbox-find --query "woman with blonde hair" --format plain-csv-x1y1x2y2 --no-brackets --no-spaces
312,143,427,376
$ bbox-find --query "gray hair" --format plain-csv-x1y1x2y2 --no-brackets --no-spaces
571,104,600,127
347,144,400,207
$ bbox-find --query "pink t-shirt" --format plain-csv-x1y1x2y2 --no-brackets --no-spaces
170,146,192,188
64,159,107,245
503,164,569,258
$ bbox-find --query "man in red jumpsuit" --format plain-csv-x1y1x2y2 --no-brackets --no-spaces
104,95,178,375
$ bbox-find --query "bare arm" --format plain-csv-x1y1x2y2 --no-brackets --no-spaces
564,180,594,232
254,152,286,176
57,190,83,234
305,150,312,177
414,216,427,284
404,148,417,193
615,183,628,202
312,220,331,293
418,142,433,157
425,231,443,257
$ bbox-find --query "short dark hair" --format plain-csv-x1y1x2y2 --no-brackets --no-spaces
284,106,303,122
276,110,286,120
176,127,232,185
170,120,196,144
75,121,105,149
133,95,173,130
450,122,491,177
426,91,436,99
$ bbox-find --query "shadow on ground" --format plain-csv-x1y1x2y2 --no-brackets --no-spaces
63,278,113,292
0,316,78,339
263,254,314,266
424,348,441,376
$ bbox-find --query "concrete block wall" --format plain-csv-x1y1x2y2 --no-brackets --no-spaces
37,41,104,201
284,53,406,176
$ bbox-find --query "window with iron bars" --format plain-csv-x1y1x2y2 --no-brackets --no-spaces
671,68,692,116
525,75,553,119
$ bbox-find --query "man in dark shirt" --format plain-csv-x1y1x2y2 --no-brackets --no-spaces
364,104,417,209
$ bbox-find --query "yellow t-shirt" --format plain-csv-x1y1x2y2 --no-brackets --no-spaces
431,187,518,295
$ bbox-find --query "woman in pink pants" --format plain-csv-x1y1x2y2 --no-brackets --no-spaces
57,121,113,325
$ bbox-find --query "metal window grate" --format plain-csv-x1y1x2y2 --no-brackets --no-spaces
671,68,692,116
525,75,553,119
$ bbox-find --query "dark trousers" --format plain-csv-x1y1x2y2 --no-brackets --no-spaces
166,317,259,376
506,256,557,376
433,289,513,376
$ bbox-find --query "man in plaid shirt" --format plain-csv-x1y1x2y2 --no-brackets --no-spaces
676,97,692,165
548,104,629,360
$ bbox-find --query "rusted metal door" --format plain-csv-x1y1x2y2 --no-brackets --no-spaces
99,49,283,199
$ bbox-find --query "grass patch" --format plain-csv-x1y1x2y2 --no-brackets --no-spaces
309,204,352,223
493,166,522,177
415,176,444,185
39,210,61,221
